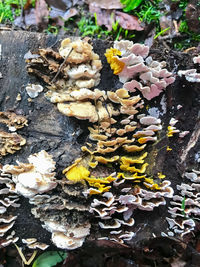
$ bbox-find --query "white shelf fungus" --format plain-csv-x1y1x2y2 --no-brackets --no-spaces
2,150,57,198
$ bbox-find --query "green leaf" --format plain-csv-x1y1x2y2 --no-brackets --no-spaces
32,251,67,267
120,0,144,12
181,196,186,216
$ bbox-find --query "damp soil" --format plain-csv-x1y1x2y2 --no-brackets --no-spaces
0,30,200,266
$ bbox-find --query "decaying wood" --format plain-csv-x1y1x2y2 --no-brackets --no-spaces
0,30,199,256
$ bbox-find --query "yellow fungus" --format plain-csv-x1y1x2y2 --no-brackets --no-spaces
105,48,121,63
65,165,90,183
105,48,125,75
94,155,119,164
120,152,148,165
117,173,146,180
89,161,98,168
167,126,179,137
126,163,149,173
117,172,125,179
123,144,146,153
144,178,161,190
63,158,82,174
85,176,116,195
158,172,166,179
166,146,172,151
81,146,97,154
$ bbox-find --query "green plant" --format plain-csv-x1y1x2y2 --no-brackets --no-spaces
154,27,170,39
77,14,110,38
0,0,26,23
135,1,161,24
44,25,59,35
120,0,144,12
32,251,67,267
171,0,188,9
181,196,186,216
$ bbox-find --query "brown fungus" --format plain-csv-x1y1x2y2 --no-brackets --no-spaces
0,130,26,157
0,111,28,132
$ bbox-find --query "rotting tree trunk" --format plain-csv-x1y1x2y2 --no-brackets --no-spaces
0,30,200,266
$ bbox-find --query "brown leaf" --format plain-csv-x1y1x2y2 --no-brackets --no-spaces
185,1,200,33
86,0,123,9
89,4,114,31
63,8,78,20
115,11,144,31
14,8,37,28
35,0,49,29
24,0,32,10
45,0,73,10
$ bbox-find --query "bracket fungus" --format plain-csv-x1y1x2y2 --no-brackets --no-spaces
23,38,177,248
178,55,200,83
2,150,57,198
25,84,43,98
0,130,26,157
30,180,91,250
0,170,20,247
167,170,200,236
0,111,28,132
105,40,175,100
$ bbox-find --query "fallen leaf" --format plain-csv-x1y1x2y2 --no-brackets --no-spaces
186,1,200,33
14,8,37,28
45,0,73,10
86,0,123,9
35,0,49,29
89,4,114,31
115,11,143,31
63,8,78,20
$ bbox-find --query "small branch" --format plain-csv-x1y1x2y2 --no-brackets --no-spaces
51,48,73,84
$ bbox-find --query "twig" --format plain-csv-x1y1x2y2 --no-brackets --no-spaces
49,38,61,49
51,48,72,83
14,244,37,265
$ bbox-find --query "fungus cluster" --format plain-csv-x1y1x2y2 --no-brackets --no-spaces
1,150,91,250
2,150,57,198
105,40,175,100
178,55,200,83
167,118,189,138
26,38,102,92
0,169,20,247
0,131,26,157
0,111,27,157
22,39,175,248
0,111,28,132
166,170,200,236
30,180,91,250
22,238,49,250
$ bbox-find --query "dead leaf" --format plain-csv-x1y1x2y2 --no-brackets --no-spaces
14,8,36,28
63,8,78,20
115,11,143,31
24,0,33,10
35,0,49,28
186,1,200,33
89,4,114,31
45,0,73,10
86,0,123,9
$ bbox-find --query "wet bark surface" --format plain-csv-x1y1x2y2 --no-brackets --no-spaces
0,30,200,266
